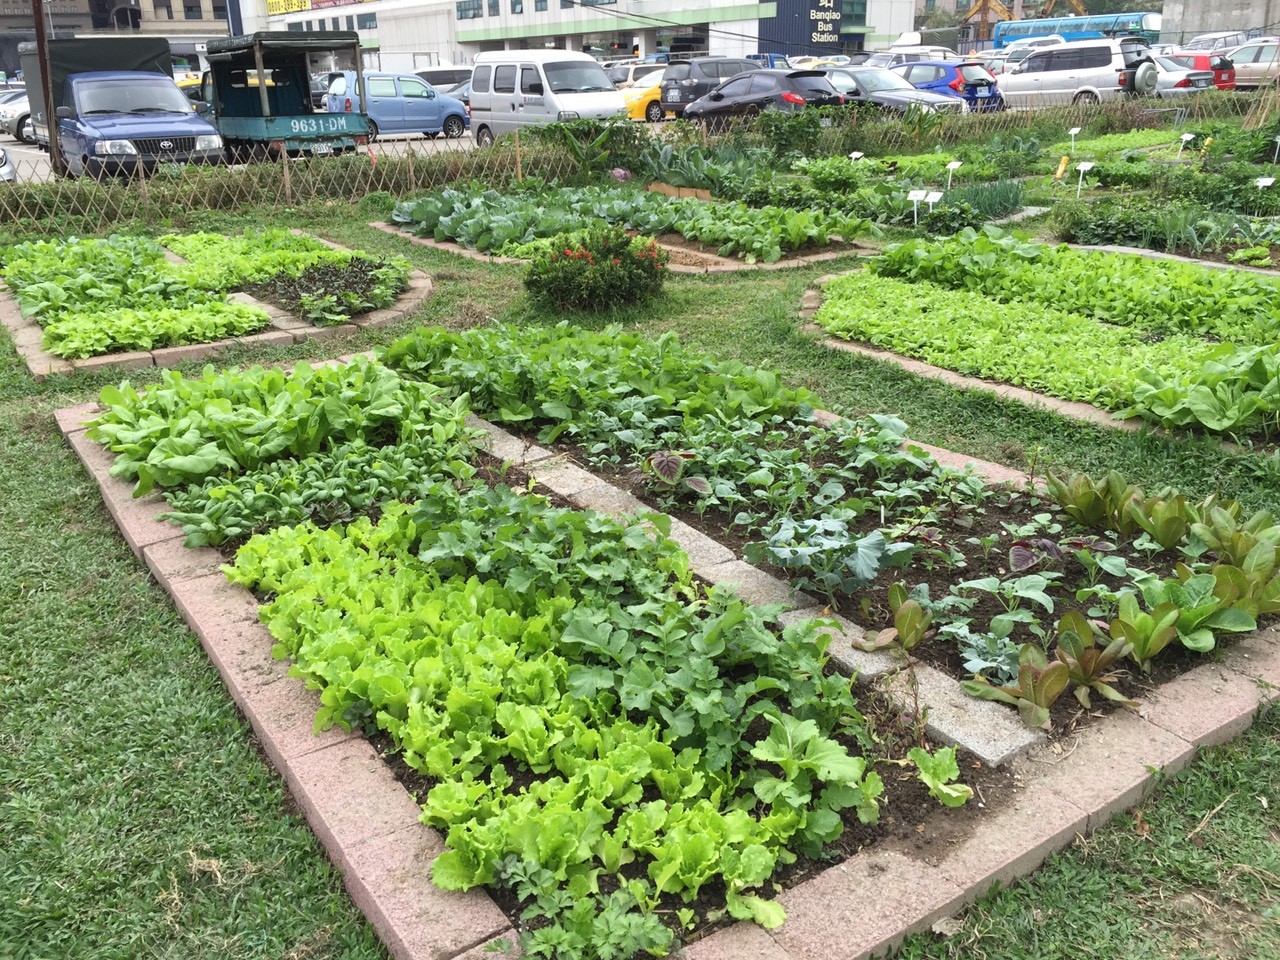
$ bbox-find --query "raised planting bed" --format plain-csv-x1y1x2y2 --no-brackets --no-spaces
0,230,430,379
381,323,1280,736
385,182,874,268
839,228,1280,443
59,340,1280,960
64,355,999,959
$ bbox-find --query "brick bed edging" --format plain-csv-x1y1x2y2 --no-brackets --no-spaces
365,220,862,275
0,232,433,382
55,393,1280,960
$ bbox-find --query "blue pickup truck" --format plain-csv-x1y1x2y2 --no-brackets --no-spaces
20,37,223,178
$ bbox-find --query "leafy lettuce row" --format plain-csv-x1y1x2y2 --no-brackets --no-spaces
389,181,872,264
838,249,1280,438
87,358,468,496
873,227,1280,345
815,270,1280,437
0,230,409,358
41,301,270,360
227,485,878,936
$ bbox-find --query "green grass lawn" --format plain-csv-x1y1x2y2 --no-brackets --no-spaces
1,208,1277,959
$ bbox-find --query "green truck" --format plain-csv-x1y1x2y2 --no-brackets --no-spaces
201,31,370,160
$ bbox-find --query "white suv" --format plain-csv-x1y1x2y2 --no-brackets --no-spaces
997,38,1156,106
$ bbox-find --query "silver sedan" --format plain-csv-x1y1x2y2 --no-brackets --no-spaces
1154,56,1216,97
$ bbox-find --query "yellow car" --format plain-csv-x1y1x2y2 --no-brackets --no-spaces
623,77,669,123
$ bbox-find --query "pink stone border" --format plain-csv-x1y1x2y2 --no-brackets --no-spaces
1,233,433,381
56,392,1280,960
366,220,863,275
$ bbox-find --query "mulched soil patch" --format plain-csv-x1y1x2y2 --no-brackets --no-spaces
242,257,391,321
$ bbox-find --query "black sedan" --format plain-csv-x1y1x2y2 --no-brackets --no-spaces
821,67,969,114
683,69,843,127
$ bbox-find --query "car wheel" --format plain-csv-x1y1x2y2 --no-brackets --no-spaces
443,115,465,139
366,119,379,143
645,100,663,123
476,126,495,147
16,117,30,143
1073,91,1099,106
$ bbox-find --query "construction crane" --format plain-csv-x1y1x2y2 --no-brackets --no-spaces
963,0,1014,47
1040,0,1088,15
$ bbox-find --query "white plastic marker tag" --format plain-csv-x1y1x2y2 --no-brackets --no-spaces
1178,132,1196,157
1068,127,1082,136
849,151,865,161
945,159,962,189
1075,161,1095,199
1256,177,1276,188
925,191,944,203
907,190,928,201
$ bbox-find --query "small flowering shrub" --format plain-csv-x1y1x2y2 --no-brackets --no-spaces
523,228,668,311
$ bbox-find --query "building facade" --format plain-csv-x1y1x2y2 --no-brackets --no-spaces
0,0,230,76
252,0,917,72
1162,0,1279,43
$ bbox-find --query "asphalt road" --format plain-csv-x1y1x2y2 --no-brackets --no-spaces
3,129,476,184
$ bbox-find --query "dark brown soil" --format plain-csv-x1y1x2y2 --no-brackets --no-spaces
242,256,398,322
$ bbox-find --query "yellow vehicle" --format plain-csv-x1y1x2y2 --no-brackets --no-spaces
623,76,668,122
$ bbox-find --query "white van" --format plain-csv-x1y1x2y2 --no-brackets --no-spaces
469,50,625,146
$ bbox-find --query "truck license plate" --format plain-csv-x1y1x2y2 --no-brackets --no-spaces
977,87,991,97
312,142,333,156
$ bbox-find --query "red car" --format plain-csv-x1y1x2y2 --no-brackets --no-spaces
1172,51,1236,90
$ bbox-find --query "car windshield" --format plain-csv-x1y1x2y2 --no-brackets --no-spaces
543,61,614,93
850,68,916,92
76,78,192,115
1155,56,1191,71
863,53,894,67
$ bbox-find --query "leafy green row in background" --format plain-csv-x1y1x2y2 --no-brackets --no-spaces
2,230,410,356
390,181,873,264
40,301,269,360
873,227,1280,344
815,270,1280,438
162,228,410,299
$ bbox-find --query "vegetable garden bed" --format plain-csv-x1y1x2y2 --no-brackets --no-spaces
63,353,994,958
56,335,1280,960
384,182,874,268
0,230,429,379
812,229,1280,443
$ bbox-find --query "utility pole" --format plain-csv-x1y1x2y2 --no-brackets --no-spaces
30,0,65,175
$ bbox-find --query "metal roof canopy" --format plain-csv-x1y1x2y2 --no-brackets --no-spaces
206,31,361,62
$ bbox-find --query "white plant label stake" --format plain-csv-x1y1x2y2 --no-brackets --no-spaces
1068,126,1081,152
1075,161,1095,199
925,190,944,212
908,188,927,225
1273,135,1280,165
849,151,865,162
1178,132,1195,158
946,160,962,190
